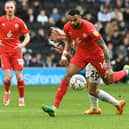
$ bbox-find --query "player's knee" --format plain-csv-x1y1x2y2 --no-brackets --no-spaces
88,89,98,96
16,74,23,81
103,80,112,85
4,75,11,83
64,72,73,81
88,91,97,97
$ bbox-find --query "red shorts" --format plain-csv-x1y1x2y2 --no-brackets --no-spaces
1,51,24,71
70,53,106,74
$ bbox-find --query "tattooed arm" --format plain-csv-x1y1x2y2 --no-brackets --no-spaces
96,37,112,69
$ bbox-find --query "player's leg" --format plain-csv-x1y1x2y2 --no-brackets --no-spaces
3,70,12,106
12,51,25,106
15,70,25,106
42,63,82,117
84,82,102,115
1,53,12,106
83,63,101,114
42,52,86,116
90,57,128,85
87,63,125,114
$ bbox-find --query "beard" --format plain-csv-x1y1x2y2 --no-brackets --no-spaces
71,23,81,29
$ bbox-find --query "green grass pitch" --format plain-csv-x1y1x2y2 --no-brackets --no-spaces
0,84,129,129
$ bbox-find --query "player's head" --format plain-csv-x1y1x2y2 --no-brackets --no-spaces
4,1,16,16
67,9,81,29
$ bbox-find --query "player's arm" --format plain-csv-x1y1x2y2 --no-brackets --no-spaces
50,27,66,42
60,36,73,66
96,37,111,69
15,33,30,51
21,33,30,47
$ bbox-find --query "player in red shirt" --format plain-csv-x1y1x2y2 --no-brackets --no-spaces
0,1,30,106
47,27,127,115
42,9,128,116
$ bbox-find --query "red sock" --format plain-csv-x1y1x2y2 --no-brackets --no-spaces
112,70,127,83
4,80,11,92
53,80,69,108
17,80,25,98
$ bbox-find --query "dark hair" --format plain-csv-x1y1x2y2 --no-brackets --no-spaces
68,9,80,16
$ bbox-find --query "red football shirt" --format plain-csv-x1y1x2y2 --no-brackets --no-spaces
0,15,29,53
64,19,103,58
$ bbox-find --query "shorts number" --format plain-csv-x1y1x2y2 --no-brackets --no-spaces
90,70,99,81
17,59,24,65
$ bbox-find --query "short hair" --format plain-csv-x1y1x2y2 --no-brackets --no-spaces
5,0,16,6
68,9,80,16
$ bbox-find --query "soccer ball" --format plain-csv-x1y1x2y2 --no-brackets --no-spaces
69,74,86,90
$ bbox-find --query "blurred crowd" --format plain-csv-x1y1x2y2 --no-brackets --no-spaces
0,0,129,72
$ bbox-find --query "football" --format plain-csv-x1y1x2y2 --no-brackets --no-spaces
69,74,86,90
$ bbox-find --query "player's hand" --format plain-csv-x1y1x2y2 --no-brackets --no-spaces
14,43,24,51
0,40,4,47
60,58,69,66
104,69,113,83
54,45,63,54
49,27,65,42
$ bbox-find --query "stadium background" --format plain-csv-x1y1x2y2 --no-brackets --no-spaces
0,0,129,85
0,1,129,129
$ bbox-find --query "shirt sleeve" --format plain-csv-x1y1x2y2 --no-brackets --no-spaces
88,23,101,41
20,20,29,35
64,23,70,37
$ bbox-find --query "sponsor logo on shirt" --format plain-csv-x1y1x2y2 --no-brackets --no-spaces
7,30,12,38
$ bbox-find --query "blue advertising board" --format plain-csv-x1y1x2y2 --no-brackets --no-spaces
0,68,66,86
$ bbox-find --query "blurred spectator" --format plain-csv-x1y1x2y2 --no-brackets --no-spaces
44,53,57,67
97,7,111,23
50,8,61,22
95,21,103,32
26,8,35,24
29,55,41,67
110,8,123,21
44,17,56,29
32,0,41,18
123,0,129,8
76,5,84,16
56,15,67,29
24,52,32,67
123,7,129,25
84,13,94,23
116,45,127,57
107,42,114,60
119,20,128,35
100,0,113,11
115,0,123,10
111,31,121,49
99,0,112,3
16,0,28,22
37,10,48,25
35,53,43,67
105,19,119,38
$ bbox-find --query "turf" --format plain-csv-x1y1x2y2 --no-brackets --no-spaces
0,84,129,129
